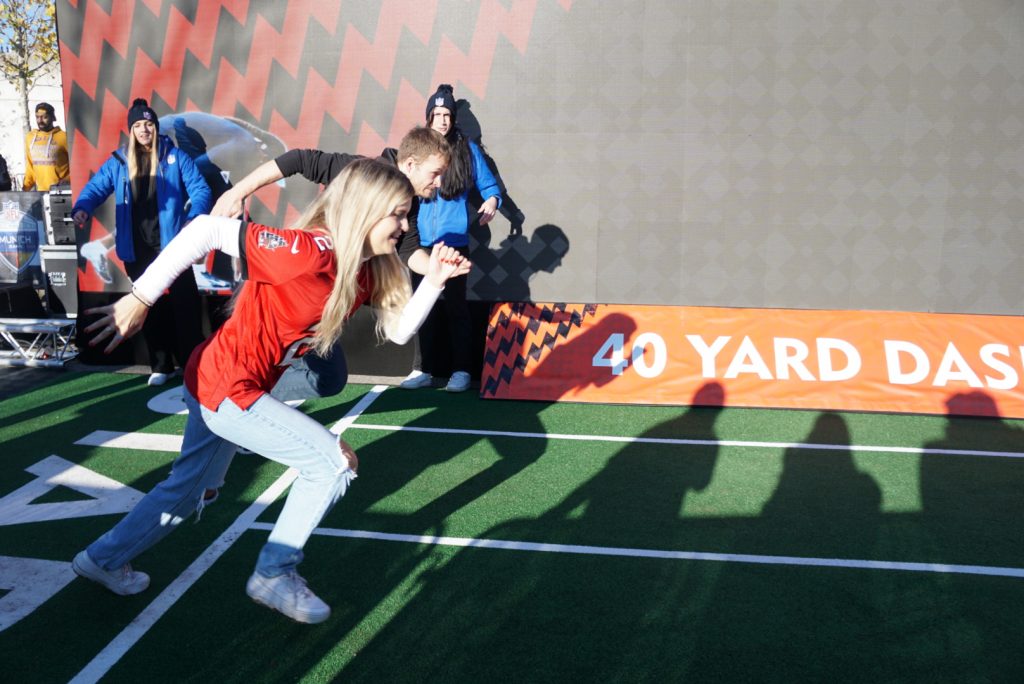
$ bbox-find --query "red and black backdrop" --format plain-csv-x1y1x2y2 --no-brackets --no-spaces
56,1,1024,374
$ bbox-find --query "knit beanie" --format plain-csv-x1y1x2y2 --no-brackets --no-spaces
425,84,457,123
127,98,159,130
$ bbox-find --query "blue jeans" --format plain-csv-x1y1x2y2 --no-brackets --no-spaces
203,344,348,491
271,342,348,401
87,386,356,577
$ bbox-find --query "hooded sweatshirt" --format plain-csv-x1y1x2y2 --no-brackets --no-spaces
23,127,69,190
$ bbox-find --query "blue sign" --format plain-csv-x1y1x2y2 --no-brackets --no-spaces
0,192,46,285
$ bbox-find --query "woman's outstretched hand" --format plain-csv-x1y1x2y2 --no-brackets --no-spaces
425,242,471,287
83,294,152,354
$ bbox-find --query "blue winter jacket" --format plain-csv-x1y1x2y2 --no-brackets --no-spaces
417,140,502,248
73,134,212,262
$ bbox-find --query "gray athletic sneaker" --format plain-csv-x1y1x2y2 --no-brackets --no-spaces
72,550,150,595
399,370,432,389
445,371,471,393
245,571,330,624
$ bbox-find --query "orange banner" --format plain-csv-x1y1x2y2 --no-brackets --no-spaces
481,303,1024,418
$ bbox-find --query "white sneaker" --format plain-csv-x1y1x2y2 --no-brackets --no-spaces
246,571,330,624
148,372,169,387
72,550,150,595
399,370,432,389
446,371,472,393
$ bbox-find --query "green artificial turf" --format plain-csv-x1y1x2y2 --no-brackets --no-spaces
1,372,1022,682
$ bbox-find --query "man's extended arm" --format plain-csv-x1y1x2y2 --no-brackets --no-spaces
209,159,285,217
210,149,363,218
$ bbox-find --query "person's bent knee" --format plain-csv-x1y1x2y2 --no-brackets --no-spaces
300,436,356,482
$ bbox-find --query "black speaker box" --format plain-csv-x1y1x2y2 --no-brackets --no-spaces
45,192,75,245
0,283,47,317
40,246,78,316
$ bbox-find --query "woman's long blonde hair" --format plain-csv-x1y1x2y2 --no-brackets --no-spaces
291,158,414,355
126,122,158,181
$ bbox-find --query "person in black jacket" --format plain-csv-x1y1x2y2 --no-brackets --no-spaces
0,153,12,191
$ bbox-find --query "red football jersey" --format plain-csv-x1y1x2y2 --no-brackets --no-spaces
185,222,372,411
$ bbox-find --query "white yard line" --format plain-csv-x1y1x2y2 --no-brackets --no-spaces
349,423,1024,459
252,524,1024,579
70,386,390,684
76,423,1024,461
75,430,183,452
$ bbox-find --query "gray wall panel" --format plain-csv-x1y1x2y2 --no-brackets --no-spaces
474,0,1024,314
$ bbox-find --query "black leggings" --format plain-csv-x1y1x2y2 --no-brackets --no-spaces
410,245,471,375
126,253,203,374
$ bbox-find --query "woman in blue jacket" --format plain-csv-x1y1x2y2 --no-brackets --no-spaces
73,98,212,385
400,84,502,393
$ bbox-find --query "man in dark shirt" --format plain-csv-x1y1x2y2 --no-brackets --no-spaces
212,126,448,276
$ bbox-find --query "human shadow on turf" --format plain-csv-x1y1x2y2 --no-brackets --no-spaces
913,391,1024,678
337,311,638,536
327,383,729,680
685,411,888,680
336,407,886,680
920,391,1024,563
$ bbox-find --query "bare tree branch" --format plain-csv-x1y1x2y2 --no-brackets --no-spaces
0,0,59,132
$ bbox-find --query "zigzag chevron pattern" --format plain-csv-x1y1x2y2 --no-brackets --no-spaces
481,303,598,397
57,0,573,225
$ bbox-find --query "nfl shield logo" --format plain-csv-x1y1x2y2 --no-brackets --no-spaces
2,200,21,223
0,200,42,283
